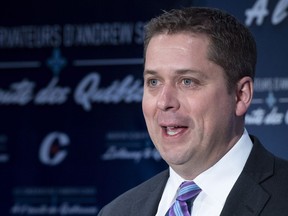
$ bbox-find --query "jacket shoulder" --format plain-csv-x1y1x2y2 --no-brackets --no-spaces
98,170,169,215
223,135,288,215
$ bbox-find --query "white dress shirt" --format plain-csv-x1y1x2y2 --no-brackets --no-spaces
156,129,253,216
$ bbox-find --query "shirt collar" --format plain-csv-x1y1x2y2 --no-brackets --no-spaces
169,129,253,206
194,129,253,205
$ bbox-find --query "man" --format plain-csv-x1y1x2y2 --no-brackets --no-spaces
98,7,288,216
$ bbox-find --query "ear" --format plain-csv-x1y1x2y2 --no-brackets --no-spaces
235,76,253,116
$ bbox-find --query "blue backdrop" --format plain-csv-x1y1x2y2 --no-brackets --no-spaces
0,0,287,215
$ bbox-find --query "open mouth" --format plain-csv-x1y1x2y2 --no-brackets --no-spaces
163,126,188,136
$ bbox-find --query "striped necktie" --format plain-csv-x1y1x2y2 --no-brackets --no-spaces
166,181,201,216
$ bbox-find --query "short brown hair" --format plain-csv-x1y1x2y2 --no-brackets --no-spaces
144,7,257,92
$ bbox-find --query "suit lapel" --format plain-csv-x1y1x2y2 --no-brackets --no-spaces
131,170,169,216
220,173,270,216
220,136,274,216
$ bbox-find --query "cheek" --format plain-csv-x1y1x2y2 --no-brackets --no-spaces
200,94,235,132
142,97,149,116
184,91,229,126
142,102,157,143
142,90,156,113
142,96,155,124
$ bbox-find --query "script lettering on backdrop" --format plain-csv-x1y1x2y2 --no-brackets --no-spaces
102,131,161,163
11,187,98,215
245,78,288,126
74,73,143,111
0,73,143,111
245,0,288,26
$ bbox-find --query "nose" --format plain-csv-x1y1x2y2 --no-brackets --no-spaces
157,85,180,111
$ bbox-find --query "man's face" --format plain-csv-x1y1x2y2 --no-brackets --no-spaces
143,33,241,178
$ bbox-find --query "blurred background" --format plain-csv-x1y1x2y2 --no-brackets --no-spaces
0,0,287,215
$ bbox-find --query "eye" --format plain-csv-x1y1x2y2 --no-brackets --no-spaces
182,78,193,86
147,79,158,87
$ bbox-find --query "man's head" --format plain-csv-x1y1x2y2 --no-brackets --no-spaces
144,7,257,93
142,7,255,179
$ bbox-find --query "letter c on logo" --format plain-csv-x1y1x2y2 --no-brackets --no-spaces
39,132,70,166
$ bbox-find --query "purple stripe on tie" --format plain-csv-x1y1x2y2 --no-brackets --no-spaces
166,181,202,216
177,181,201,202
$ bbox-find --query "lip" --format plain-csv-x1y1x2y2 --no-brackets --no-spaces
158,114,190,138
161,125,189,137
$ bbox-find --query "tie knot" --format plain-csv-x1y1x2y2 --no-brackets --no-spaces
176,181,201,202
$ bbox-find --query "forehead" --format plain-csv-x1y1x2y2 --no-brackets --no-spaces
144,33,211,72
146,32,210,57
146,31,210,52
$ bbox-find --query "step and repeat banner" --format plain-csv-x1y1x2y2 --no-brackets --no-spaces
0,0,287,215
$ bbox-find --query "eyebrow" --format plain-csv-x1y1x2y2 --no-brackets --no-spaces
143,69,205,78
143,69,157,76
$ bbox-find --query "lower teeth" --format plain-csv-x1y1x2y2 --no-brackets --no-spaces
167,131,177,136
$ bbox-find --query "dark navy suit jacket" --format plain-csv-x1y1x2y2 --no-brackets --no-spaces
98,136,288,216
